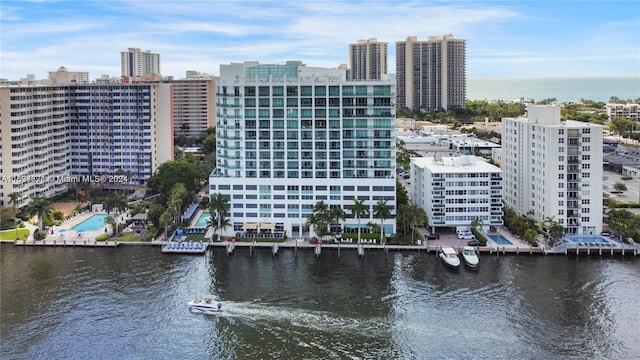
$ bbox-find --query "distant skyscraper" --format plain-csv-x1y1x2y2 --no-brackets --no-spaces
120,48,161,77
349,38,387,80
47,66,89,84
396,34,466,111
502,105,604,235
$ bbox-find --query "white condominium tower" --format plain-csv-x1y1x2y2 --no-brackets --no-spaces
121,48,161,77
502,105,604,235
395,34,466,111
210,61,396,238
0,83,173,209
349,38,388,80
410,155,503,233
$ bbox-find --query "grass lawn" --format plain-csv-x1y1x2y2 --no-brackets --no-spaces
0,228,30,241
115,233,142,242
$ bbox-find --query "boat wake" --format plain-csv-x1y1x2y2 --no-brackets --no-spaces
210,301,387,335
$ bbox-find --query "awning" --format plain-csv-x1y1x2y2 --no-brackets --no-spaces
260,222,275,230
242,222,258,230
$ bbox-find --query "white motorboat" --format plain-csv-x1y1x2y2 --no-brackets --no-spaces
438,247,461,269
188,294,223,313
460,246,479,269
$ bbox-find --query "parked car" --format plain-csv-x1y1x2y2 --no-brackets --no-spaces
601,231,611,236
426,234,440,240
467,239,480,246
458,233,475,240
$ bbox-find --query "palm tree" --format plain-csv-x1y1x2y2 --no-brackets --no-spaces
28,195,52,232
207,213,230,242
104,192,128,236
104,215,115,236
8,192,20,219
330,206,346,236
169,183,188,226
471,217,484,233
373,199,391,243
350,198,369,245
159,210,174,241
209,193,229,241
403,203,427,244
309,201,332,238
547,222,566,247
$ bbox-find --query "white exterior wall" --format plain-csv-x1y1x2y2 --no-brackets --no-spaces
410,155,503,231
0,84,173,208
210,61,396,237
502,105,604,235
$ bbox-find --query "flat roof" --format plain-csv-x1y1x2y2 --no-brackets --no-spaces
412,155,502,174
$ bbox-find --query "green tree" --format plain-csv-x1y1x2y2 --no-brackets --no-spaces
103,192,128,236
28,195,52,231
209,193,229,241
373,199,391,242
401,203,427,244
8,192,20,218
330,206,346,235
547,222,566,247
613,182,627,193
201,133,217,155
306,201,332,238
147,160,200,197
396,180,410,208
607,209,640,241
104,215,115,236
350,198,369,245
471,217,484,233
159,209,174,240
206,212,230,242
168,183,189,226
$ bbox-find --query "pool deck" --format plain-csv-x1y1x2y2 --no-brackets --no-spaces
12,210,123,247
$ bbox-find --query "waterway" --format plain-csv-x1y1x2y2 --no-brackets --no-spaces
1,245,639,359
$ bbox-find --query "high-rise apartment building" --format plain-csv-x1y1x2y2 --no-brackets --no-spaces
169,75,218,137
410,155,503,233
396,34,466,111
502,105,604,235
349,38,388,81
210,61,396,238
0,84,173,208
120,48,161,77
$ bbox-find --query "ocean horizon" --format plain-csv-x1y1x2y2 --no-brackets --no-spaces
467,77,640,103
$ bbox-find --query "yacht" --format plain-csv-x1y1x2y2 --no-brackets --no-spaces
438,247,461,269
188,294,223,313
460,246,479,270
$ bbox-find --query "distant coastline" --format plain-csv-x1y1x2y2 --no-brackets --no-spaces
467,77,640,103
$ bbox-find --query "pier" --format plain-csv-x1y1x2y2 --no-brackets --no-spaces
10,238,638,258
13,239,119,247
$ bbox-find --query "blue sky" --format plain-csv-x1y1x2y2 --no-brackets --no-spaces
1,0,639,80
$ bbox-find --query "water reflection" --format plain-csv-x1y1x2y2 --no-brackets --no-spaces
1,245,638,359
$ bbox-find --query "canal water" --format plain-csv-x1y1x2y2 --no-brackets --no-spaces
1,245,639,359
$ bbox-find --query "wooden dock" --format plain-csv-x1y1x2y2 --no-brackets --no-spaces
13,239,119,247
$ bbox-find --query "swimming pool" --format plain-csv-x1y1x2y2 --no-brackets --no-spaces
488,234,513,245
194,212,211,227
72,214,109,232
566,236,610,243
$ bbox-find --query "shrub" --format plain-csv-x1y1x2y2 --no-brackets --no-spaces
33,229,46,241
95,234,110,241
